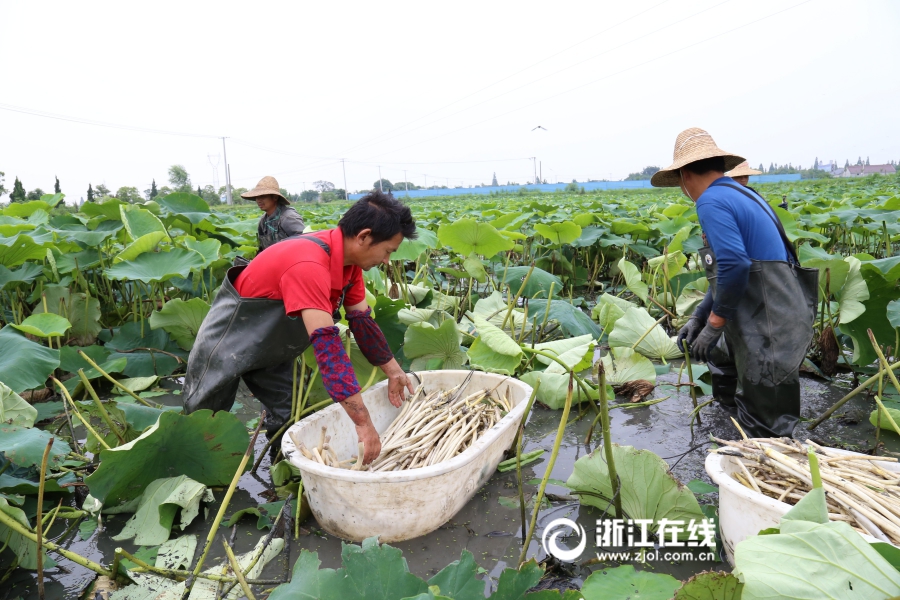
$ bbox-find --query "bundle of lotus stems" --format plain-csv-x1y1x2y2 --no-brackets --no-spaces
290,377,512,472
712,436,900,544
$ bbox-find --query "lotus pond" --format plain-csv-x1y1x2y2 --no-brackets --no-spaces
3,175,900,599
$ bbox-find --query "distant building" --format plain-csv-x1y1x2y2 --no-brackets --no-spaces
833,164,897,177
815,160,837,173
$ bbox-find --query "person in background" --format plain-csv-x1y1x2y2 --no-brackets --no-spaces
183,190,417,463
655,128,817,438
242,175,306,251
725,160,761,188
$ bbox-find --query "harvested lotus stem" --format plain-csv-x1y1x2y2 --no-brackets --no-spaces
710,435,900,544
290,382,512,472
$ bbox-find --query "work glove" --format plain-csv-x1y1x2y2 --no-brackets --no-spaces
690,321,725,363
676,318,703,353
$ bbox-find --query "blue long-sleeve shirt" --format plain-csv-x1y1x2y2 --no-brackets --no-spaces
696,177,788,320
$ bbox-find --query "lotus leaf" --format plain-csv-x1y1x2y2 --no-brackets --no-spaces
0,496,57,570
601,347,657,385
671,571,743,599
647,250,687,275
581,565,680,600
463,252,487,282
500,266,563,298
0,234,48,267
148,298,210,351
472,291,530,334
403,319,468,371
117,402,180,432
156,192,212,224
183,237,222,267
608,307,681,360
837,256,869,324
105,248,205,283
466,313,522,375
392,227,438,261
0,263,43,289
224,500,285,530
591,293,635,332
398,307,446,327
0,382,38,427
566,444,705,535
0,326,60,393
120,203,168,240
437,218,513,258
533,334,595,367
52,248,102,273
12,312,72,338
571,226,607,247
85,409,249,507
888,299,900,329
112,475,214,545
519,371,599,409
617,257,649,303
114,231,168,263
372,295,407,353
534,221,582,245
528,299,601,338
843,267,900,365
0,425,71,469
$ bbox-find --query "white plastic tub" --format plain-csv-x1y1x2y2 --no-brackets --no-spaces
706,442,900,564
282,370,533,543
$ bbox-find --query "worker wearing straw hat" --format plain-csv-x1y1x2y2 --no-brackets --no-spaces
725,161,762,188
653,128,818,438
242,176,306,251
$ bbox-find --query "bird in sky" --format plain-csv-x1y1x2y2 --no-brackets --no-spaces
531,125,548,131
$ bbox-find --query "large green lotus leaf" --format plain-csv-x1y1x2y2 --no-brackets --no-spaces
675,279,709,318
602,346,657,386
148,298,210,351
581,565,680,600
106,320,169,352
117,402,181,432
0,496,57,570
490,559,551,599
666,225,693,254
799,244,850,299
466,313,522,375
653,216,692,236
843,268,900,366
0,425,71,469
119,203,168,240
31,289,102,345
0,472,75,495
566,444,705,534
888,299,900,329
837,256,869,324
519,371,598,409
224,500,286,530
109,351,179,378
534,221,582,245
571,226,607,248
0,326,59,393
182,237,221,268
544,341,594,375
403,319,468,371
424,549,486,600
58,344,109,374
611,219,650,236
112,475,213,546
85,410,249,508
391,227,438,261
3,201,52,218
591,293,636,332
647,250,687,275
0,263,43,289
80,198,125,221
733,520,900,599
0,234,48,267
774,207,829,243
52,248,102,273
617,257,649,303
372,296,407,354
491,211,533,231
527,299,602,338
398,307,448,327
114,231,168,263
0,382,37,427
437,218,513,258
74,399,142,455
858,255,900,282
463,252,487,283
608,307,681,360
156,192,211,224
105,248,205,283
425,290,460,312
472,290,530,334
500,266,563,299
12,312,72,338
533,334,595,368
673,571,743,600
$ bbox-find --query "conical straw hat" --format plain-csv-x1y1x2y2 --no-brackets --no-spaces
650,128,745,187
241,176,289,204
726,161,763,178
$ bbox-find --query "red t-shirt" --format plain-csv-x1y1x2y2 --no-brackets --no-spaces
234,228,365,316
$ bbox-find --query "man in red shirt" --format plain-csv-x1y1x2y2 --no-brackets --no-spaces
183,190,417,463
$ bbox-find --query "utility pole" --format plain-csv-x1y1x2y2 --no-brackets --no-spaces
531,157,537,185
221,137,233,205
404,169,409,196
378,165,383,192
341,159,348,201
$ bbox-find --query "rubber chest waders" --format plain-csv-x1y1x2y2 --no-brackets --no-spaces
182,236,353,427
701,182,819,438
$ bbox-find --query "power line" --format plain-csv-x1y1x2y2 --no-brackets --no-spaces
359,0,814,161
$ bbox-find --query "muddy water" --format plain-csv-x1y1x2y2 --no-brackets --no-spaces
7,370,896,599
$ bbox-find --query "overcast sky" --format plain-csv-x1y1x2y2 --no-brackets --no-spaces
1,0,898,202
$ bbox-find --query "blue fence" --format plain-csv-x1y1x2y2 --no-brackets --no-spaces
349,174,801,200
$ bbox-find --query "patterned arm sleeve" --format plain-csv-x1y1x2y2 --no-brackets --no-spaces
346,307,394,367
310,326,360,402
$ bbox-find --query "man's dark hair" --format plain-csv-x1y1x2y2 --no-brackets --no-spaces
683,156,726,175
338,189,417,243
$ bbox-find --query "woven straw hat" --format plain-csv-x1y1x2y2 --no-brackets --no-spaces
650,128,745,187
726,161,763,178
241,176,289,205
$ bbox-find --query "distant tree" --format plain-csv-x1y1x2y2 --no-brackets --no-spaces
168,165,191,191
845,159,850,168
196,185,202,197
279,187,290,199
150,179,158,199
322,189,347,202
866,156,870,166
372,179,393,191
200,185,220,205
26,188,44,200
856,157,863,166
758,163,764,172
95,184,111,197
769,163,774,173
87,184,94,203
158,185,175,198
0,171,5,197
814,157,819,170
54,176,61,194
314,180,335,192
11,178,26,202
625,166,660,181
300,190,319,202
491,172,499,186
116,186,142,203
393,181,418,191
